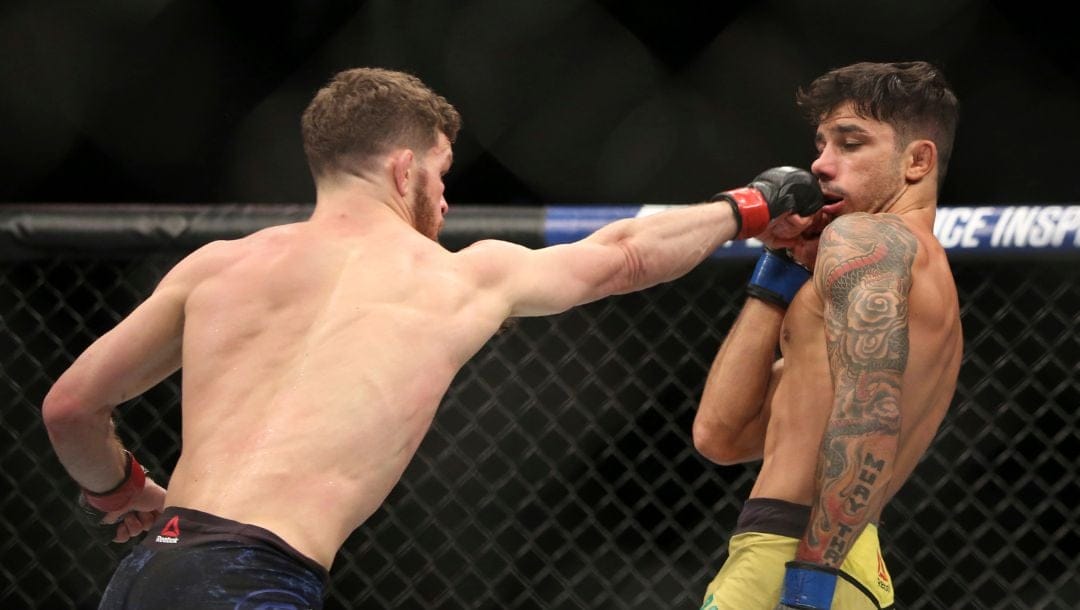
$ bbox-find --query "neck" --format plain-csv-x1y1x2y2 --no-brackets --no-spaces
309,173,413,227
882,185,938,231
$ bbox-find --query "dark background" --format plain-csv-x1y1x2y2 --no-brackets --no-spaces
2,0,1079,208
3,3,1079,608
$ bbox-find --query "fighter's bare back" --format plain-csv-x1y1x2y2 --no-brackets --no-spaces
165,210,509,570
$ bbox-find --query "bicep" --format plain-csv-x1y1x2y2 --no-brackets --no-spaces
461,239,628,318
814,215,916,386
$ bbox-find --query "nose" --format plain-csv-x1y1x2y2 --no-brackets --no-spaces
440,197,449,216
810,146,835,182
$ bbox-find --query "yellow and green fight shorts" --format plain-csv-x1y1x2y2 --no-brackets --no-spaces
701,498,895,610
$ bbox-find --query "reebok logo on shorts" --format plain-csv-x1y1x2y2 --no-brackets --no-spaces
155,516,181,544
876,550,892,594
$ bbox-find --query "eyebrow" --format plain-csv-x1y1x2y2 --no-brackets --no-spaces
815,122,871,144
825,123,871,136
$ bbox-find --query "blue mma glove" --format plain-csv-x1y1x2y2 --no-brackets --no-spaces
746,247,811,308
778,561,838,609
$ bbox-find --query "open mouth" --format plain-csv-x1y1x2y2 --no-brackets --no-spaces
821,193,845,214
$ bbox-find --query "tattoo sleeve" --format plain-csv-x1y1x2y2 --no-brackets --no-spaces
797,214,917,568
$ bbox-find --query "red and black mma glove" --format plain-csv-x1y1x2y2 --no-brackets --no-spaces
78,450,148,519
777,561,839,609
712,166,824,239
747,247,811,308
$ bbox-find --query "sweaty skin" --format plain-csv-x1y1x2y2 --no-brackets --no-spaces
44,133,748,571
165,214,513,570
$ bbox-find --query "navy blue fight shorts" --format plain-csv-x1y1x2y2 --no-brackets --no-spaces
98,506,329,610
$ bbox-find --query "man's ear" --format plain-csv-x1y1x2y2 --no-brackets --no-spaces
905,140,936,183
390,149,415,197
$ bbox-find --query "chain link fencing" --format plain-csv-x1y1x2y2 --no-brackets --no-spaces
1,207,1077,609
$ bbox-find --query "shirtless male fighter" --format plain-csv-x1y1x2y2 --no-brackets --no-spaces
42,66,822,608
695,61,962,609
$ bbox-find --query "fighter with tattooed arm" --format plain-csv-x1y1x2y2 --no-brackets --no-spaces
694,61,962,609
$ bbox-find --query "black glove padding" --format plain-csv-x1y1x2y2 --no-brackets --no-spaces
713,166,823,239
749,166,824,219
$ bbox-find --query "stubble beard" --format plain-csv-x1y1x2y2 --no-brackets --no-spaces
412,170,441,240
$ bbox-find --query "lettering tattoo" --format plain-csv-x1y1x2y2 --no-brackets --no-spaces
800,214,916,568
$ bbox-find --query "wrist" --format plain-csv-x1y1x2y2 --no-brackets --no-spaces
80,450,147,512
746,248,811,308
713,187,770,239
780,561,838,609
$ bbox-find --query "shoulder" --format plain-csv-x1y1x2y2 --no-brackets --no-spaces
455,238,533,266
183,238,241,270
819,213,917,256
452,239,533,285
814,213,919,294
158,238,242,290
177,223,295,271
457,238,524,255
821,212,912,241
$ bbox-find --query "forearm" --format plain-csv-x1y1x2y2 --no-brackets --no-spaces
796,410,899,566
587,201,737,293
580,166,821,296
693,299,783,463
777,398,900,610
43,383,130,492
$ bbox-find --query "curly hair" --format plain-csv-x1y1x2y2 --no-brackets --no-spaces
301,67,461,180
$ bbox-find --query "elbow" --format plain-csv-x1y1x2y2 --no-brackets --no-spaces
609,238,651,294
692,417,750,466
42,381,91,436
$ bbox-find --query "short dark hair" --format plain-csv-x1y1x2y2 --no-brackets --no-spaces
301,67,462,180
797,61,959,185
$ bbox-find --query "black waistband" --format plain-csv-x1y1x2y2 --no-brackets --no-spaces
143,506,330,585
733,498,891,609
733,498,812,538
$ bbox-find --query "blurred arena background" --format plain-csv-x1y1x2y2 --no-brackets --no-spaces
2,0,1078,206
2,1,1078,609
